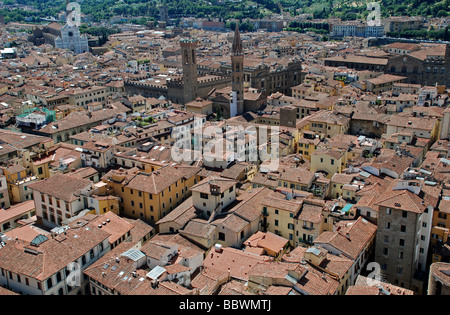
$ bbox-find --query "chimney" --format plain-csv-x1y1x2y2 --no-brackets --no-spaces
210,183,221,196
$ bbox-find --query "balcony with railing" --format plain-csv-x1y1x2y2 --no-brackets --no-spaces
298,238,313,246
302,225,315,231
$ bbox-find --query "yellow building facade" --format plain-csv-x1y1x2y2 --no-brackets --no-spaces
102,166,200,225
311,149,348,179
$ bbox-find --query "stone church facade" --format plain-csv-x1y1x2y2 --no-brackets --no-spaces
55,24,89,55
387,44,450,87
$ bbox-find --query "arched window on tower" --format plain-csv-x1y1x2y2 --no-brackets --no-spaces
184,51,188,65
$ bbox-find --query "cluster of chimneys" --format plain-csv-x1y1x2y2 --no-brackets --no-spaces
97,218,111,229
336,226,351,240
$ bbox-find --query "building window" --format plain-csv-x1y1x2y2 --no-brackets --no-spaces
47,278,53,289
2,222,10,231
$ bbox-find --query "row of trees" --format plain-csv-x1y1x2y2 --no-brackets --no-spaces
388,26,450,42
78,25,120,44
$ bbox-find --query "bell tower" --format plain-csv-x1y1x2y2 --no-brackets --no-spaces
181,39,199,104
231,25,245,116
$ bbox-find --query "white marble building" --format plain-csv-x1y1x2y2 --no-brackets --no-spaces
55,24,89,55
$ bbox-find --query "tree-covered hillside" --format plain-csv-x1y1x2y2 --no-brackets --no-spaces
1,0,448,24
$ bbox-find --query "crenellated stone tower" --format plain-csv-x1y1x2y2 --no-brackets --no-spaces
231,25,245,116
181,39,199,104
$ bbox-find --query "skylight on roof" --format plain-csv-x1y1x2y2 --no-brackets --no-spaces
30,234,49,247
